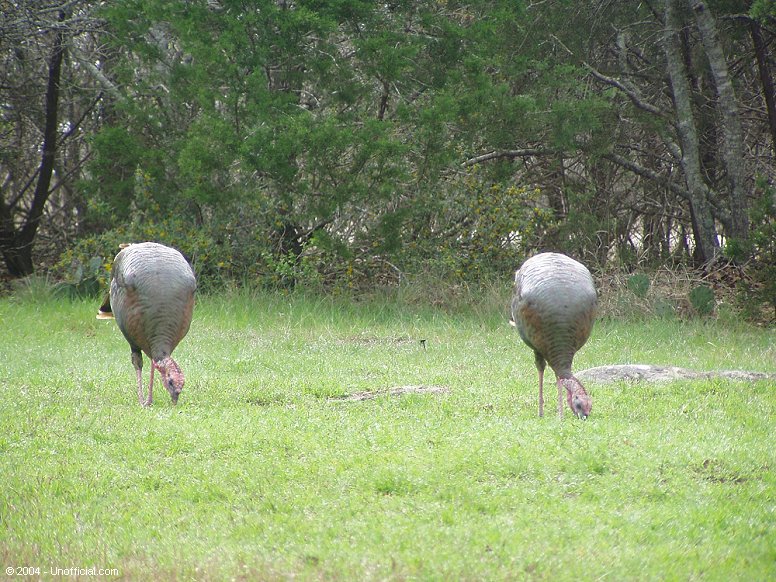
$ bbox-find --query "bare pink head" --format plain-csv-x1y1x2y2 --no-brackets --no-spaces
559,377,591,419
154,357,185,404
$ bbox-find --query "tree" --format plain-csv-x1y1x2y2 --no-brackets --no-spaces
689,0,748,244
0,1,105,276
87,0,473,277
4,0,774,285
748,5,776,156
567,0,770,265
663,0,721,263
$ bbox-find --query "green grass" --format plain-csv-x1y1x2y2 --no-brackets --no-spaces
0,292,774,580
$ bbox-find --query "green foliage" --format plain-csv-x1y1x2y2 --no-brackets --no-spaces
391,165,554,282
544,188,617,265
259,249,326,291
42,0,769,297
6,0,774,306
55,200,356,294
747,184,776,315
55,215,231,293
750,0,776,21
67,0,629,291
78,127,143,223
627,273,651,298
8,274,61,303
728,180,776,321
177,114,241,205
653,297,677,319
689,285,715,316
13,263,104,302
56,256,104,299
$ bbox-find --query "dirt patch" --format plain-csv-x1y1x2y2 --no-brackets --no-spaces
329,385,450,402
692,459,758,485
576,364,776,385
335,334,425,347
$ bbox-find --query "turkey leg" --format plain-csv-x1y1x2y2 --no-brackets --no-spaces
535,351,546,418
556,380,564,419
144,365,155,407
132,351,146,406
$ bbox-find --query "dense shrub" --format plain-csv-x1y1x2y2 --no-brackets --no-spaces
385,166,555,283
726,180,776,322
55,217,230,293
627,273,650,298
689,285,715,316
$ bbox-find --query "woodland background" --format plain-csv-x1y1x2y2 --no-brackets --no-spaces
1,0,774,316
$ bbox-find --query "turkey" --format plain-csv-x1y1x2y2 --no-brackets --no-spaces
510,252,597,419
97,242,196,406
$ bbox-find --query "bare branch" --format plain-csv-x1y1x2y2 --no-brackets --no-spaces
584,62,667,118
70,45,123,101
602,151,731,225
461,148,553,167
602,152,686,198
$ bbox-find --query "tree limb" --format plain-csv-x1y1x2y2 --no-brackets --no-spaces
461,148,553,167
602,152,687,198
584,62,667,118
603,151,731,225
70,46,124,101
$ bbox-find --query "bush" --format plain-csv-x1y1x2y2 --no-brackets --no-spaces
627,273,650,298
53,208,351,295
54,217,231,294
56,256,104,299
723,180,775,322
389,166,554,283
736,181,775,321
689,285,715,316
9,274,60,303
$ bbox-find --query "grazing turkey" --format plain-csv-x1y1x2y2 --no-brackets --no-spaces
510,252,597,419
97,242,196,406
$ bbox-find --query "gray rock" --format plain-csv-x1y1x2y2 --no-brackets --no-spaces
576,364,776,384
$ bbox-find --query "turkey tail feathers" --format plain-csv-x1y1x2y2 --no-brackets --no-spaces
97,292,114,319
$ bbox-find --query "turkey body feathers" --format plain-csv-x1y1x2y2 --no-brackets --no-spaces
512,253,597,378
111,243,196,360
106,242,196,406
511,252,597,419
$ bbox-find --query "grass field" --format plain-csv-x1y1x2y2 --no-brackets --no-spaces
0,291,774,580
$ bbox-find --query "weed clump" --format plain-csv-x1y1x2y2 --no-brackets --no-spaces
627,273,650,298
689,285,715,316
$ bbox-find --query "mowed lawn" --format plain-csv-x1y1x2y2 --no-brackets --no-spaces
0,292,774,580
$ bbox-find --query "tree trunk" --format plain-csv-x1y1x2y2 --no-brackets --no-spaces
546,155,567,219
750,18,776,157
662,0,719,264
0,12,66,277
688,0,749,246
